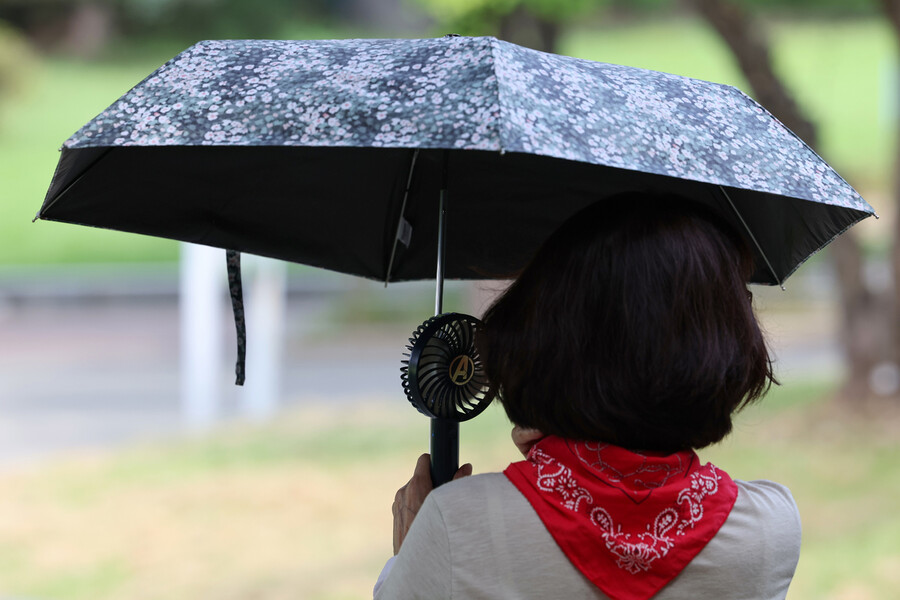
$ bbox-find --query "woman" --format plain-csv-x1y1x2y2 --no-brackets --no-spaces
374,192,801,600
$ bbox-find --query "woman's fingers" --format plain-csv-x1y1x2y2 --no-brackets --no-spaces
392,453,434,555
453,463,473,480
412,452,432,483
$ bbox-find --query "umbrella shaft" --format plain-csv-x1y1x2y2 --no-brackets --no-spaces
430,418,459,486
434,188,447,315
431,160,455,488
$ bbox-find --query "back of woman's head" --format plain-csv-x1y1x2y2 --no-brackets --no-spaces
479,192,775,452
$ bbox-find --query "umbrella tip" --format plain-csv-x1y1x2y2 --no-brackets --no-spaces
31,213,40,223
874,212,881,220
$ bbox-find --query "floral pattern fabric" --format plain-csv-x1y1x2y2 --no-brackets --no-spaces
64,36,871,214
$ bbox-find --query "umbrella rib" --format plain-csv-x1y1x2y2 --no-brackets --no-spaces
35,148,114,220
717,185,784,289
384,148,420,287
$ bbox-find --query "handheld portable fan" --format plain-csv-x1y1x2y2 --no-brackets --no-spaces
401,312,495,420
401,312,498,485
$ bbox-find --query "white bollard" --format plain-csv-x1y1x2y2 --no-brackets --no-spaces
179,242,224,431
240,255,287,421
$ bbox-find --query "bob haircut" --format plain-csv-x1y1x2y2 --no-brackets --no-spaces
479,192,775,453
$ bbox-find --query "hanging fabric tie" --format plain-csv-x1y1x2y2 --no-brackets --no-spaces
226,249,246,386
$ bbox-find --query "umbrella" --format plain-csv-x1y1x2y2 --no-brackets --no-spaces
36,36,875,483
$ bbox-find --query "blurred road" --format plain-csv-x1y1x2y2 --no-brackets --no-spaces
0,290,409,468
0,267,842,469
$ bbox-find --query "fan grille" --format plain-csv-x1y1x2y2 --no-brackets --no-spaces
401,313,497,421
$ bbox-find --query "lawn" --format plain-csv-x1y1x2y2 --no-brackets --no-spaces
0,17,893,266
0,56,182,266
0,378,897,600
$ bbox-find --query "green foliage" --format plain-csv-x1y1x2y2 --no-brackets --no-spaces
515,0,596,21
0,0,351,50
414,0,599,35
114,0,327,39
734,0,876,16
617,0,877,15
414,0,876,34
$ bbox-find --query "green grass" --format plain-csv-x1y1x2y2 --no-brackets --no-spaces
0,56,181,265
703,380,900,600
0,17,892,265
0,379,896,599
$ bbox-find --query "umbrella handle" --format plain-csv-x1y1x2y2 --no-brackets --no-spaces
430,418,459,487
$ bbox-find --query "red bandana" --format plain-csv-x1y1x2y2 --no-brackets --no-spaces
504,436,737,600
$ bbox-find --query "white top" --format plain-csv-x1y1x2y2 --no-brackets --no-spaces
374,472,800,599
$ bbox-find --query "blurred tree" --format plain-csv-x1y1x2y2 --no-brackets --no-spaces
338,0,431,33
0,19,34,101
690,0,894,404
729,0,874,14
116,0,318,39
413,0,875,52
878,0,900,396
0,0,114,56
413,0,598,51
0,0,342,51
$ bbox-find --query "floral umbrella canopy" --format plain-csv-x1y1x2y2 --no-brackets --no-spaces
36,36,875,483
38,36,873,286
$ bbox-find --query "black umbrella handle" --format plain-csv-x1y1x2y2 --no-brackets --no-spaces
430,418,459,487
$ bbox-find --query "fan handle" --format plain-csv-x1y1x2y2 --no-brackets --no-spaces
431,418,459,486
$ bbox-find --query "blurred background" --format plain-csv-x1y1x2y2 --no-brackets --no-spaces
0,0,898,598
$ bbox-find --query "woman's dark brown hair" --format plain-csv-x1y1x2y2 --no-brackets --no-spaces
479,192,775,452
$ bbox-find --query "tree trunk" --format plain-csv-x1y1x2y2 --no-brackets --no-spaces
879,0,900,388
498,5,559,53
690,0,816,145
690,0,885,402
62,2,115,58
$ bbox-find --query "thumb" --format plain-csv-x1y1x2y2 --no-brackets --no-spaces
453,463,473,480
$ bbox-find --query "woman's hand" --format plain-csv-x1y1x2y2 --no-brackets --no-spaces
511,425,545,457
392,453,472,555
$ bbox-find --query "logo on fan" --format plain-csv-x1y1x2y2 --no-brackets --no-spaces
449,355,475,385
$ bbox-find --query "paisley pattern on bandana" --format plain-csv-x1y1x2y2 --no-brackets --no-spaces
64,36,870,214
505,436,738,600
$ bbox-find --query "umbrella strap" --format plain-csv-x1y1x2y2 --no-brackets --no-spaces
226,250,246,386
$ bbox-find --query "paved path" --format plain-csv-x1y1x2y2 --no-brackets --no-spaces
0,279,842,469
0,295,408,468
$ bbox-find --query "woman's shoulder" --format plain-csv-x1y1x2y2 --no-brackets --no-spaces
735,477,796,496
668,478,801,599
430,471,518,505
733,479,801,524
721,478,801,558
427,472,530,527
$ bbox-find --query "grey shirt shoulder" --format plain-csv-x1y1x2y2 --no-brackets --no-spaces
376,473,801,600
